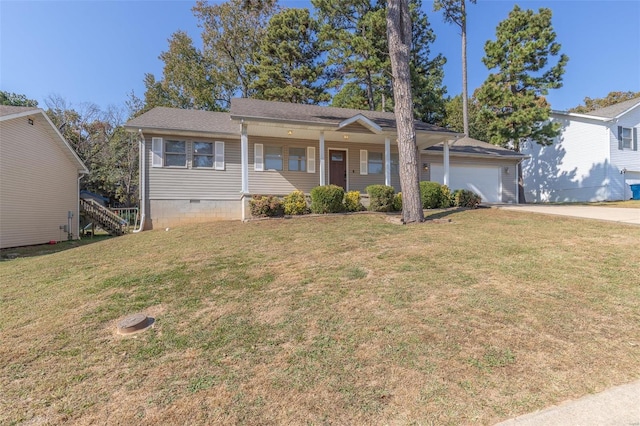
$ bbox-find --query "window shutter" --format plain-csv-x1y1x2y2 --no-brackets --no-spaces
618,126,623,150
152,137,163,167
214,141,225,170
360,150,368,175
307,147,315,173
254,143,264,171
633,128,638,151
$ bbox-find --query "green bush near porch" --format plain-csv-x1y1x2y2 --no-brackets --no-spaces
344,191,365,212
283,190,310,215
310,185,345,214
249,195,284,217
366,185,396,212
419,181,445,209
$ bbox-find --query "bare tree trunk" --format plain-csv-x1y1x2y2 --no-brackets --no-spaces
387,0,424,224
461,0,469,137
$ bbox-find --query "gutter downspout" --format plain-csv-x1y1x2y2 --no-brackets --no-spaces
77,174,84,239
133,130,146,233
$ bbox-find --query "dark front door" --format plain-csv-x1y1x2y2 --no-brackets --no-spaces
329,150,346,189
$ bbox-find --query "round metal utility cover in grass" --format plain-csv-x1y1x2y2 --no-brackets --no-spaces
117,313,151,335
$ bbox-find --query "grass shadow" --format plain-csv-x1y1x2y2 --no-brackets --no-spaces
424,207,476,221
0,235,114,260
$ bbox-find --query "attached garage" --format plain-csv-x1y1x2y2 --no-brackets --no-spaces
430,165,502,203
421,137,528,204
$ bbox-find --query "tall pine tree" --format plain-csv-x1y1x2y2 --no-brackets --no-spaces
476,5,568,201
250,8,329,104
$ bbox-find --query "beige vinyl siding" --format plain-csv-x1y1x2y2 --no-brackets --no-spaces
249,137,320,194
1,116,80,248
345,143,397,192
146,134,242,200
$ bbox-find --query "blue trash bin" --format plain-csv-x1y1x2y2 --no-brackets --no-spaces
630,184,640,200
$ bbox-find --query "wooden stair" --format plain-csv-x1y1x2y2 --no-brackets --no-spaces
80,198,128,236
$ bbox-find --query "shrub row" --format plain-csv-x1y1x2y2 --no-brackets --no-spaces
249,183,481,218
249,186,365,217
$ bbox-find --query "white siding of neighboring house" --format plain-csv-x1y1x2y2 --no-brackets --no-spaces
608,106,640,199
522,115,612,202
1,115,80,249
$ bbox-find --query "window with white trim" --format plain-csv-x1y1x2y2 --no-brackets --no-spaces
288,147,306,172
192,141,225,170
193,142,214,168
165,140,187,167
618,126,637,151
265,146,283,170
368,152,384,174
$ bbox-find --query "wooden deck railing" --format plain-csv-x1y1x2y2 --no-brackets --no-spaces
80,198,128,236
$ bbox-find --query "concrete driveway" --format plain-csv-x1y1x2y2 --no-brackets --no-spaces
496,205,640,225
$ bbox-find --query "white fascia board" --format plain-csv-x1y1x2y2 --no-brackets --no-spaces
0,108,41,122
338,114,382,133
551,110,612,122
123,125,238,139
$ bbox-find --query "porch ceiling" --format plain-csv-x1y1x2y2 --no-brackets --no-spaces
244,120,456,148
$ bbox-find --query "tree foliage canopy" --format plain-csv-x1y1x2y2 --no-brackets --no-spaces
44,95,138,206
569,91,640,113
250,8,329,104
141,0,446,121
476,5,568,150
442,94,489,142
1,91,38,107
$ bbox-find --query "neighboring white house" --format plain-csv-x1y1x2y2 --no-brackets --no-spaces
522,97,640,202
0,106,88,249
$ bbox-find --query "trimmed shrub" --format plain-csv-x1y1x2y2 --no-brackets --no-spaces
419,181,444,209
249,195,284,217
283,190,309,215
344,191,365,212
440,185,453,208
310,185,345,214
392,192,402,212
453,189,482,208
366,185,395,212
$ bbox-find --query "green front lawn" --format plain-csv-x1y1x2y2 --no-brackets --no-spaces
1,209,639,425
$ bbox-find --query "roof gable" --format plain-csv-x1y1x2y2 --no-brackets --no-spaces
575,97,640,119
337,114,382,134
0,105,40,119
0,107,88,173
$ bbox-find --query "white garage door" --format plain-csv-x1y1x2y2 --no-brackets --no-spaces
431,165,502,203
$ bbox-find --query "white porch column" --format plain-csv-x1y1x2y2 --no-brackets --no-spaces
384,137,391,186
319,131,326,186
241,123,249,194
443,140,451,186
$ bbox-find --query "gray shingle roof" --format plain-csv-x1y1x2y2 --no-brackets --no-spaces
0,105,40,118
426,136,526,158
582,97,640,118
230,98,454,133
125,107,236,134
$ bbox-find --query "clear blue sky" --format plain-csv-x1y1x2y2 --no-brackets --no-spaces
1,0,639,113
